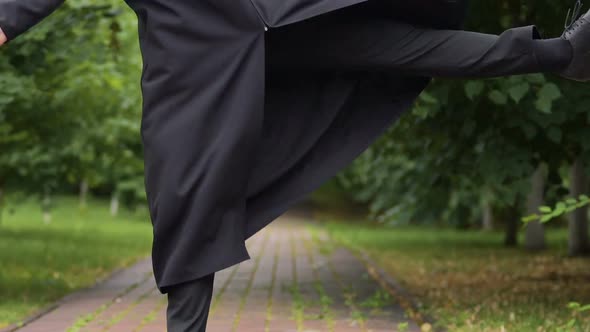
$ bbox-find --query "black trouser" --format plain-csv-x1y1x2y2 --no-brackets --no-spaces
266,4,572,77
166,273,215,332
165,8,572,332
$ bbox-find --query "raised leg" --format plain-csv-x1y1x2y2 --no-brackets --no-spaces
266,10,572,78
341,0,470,30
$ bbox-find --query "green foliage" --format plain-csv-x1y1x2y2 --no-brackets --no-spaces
522,195,590,224
360,290,392,310
0,0,144,204
557,303,590,332
536,83,562,114
397,322,410,332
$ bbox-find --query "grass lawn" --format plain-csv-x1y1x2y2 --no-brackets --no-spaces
319,220,590,332
0,196,153,328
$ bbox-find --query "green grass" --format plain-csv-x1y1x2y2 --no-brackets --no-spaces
0,195,152,328
321,221,590,332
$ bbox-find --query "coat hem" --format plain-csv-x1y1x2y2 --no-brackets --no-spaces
157,245,251,294
245,77,431,239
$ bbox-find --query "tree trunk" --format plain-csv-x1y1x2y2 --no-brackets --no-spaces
482,201,494,231
79,179,89,210
568,157,589,256
42,191,52,224
525,164,547,251
110,192,120,217
504,205,519,247
0,185,4,225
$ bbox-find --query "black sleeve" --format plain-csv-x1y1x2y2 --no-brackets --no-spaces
0,0,65,41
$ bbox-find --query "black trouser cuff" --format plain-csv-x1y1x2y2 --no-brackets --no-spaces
533,37,573,71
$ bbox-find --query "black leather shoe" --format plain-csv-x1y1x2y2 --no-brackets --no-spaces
559,2,590,82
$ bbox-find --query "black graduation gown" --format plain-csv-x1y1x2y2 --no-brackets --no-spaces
0,0,464,292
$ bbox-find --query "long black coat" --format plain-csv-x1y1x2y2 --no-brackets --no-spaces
0,0,465,292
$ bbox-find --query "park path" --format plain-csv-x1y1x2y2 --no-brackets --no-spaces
12,212,419,332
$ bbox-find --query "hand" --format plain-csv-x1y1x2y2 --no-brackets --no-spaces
0,28,6,46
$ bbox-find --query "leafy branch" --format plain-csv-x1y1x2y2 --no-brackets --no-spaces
557,302,590,332
522,195,590,224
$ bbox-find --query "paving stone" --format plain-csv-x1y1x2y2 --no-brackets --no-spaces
11,212,420,332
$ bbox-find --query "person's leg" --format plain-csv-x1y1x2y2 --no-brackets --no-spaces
266,11,573,79
166,274,215,332
346,0,470,30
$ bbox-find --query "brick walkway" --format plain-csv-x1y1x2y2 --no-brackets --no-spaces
13,214,419,332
